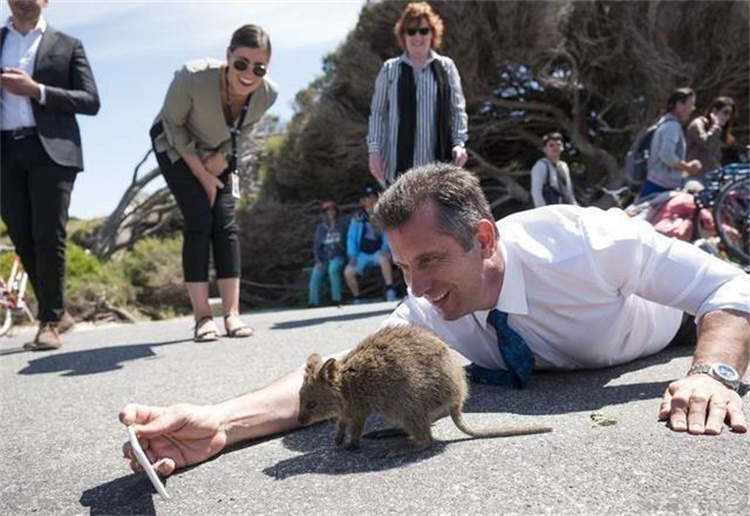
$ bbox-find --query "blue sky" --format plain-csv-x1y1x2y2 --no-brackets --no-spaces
2,0,365,219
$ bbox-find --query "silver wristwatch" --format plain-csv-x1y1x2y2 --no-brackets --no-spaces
687,363,741,391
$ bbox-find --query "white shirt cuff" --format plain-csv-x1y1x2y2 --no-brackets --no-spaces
38,84,46,105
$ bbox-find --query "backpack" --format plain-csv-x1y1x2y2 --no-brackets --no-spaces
623,118,679,186
623,126,658,186
541,161,568,205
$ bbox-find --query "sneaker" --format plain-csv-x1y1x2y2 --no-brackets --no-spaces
353,298,365,305
24,323,62,351
385,288,397,302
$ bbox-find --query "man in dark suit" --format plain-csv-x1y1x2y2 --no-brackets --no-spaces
1,0,100,350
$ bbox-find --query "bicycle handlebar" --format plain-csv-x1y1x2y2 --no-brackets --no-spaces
704,163,749,183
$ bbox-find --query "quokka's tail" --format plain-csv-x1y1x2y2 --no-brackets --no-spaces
449,405,552,438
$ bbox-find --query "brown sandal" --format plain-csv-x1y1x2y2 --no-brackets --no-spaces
194,316,221,342
224,314,254,338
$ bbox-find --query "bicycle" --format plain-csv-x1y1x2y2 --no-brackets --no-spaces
0,245,35,337
694,163,750,265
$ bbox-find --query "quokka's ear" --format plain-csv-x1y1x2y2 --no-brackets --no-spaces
305,354,322,377
319,357,338,382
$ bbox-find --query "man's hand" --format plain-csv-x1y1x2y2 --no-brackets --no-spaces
204,152,228,177
368,151,384,185
0,68,41,99
658,374,746,435
452,145,468,167
120,403,228,476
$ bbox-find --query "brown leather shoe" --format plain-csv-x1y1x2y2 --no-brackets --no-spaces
23,323,62,351
57,311,76,335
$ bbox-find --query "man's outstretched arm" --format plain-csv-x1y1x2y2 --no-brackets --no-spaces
120,368,304,476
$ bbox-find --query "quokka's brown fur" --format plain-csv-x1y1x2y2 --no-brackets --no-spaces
297,325,552,456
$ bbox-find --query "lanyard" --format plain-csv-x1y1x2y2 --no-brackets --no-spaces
224,69,253,173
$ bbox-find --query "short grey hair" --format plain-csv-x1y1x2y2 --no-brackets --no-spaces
372,163,497,251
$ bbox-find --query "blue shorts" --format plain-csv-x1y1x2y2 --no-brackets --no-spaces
353,252,381,276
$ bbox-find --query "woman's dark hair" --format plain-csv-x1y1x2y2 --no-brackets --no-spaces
665,87,695,113
230,24,272,57
703,96,736,145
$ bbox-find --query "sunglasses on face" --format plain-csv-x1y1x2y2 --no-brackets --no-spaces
232,58,267,78
406,27,431,36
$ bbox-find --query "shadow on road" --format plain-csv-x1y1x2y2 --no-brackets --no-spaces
262,420,447,480
17,338,191,377
80,473,162,515
270,309,393,330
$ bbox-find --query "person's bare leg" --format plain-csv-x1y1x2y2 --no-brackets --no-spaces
344,265,360,297
186,281,219,341
218,277,252,337
379,253,394,285
186,282,212,320
218,277,240,316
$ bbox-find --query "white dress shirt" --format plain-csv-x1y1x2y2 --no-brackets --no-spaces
1,15,47,130
384,205,749,371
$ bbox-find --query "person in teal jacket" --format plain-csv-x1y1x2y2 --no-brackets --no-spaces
344,185,397,303
308,200,348,307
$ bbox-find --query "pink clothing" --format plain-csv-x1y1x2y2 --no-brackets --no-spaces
650,192,715,241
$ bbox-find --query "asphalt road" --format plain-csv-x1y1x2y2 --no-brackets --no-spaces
1,301,748,515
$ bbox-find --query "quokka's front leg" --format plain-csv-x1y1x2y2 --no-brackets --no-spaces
335,419,347,446
345,415,367,451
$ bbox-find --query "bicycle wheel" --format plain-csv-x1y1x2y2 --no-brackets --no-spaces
713,177,750,265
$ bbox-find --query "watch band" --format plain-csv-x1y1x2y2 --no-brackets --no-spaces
687,363,741,391
687,363,712,376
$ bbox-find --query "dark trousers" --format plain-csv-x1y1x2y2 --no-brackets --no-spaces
0,135,77,323
153,150,240,282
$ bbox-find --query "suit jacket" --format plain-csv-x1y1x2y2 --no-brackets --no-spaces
0,24,100,171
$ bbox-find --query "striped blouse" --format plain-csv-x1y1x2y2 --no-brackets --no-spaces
366,51,468,184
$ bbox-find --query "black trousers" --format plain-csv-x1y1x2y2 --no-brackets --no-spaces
0,135,77,323
153,149,240,282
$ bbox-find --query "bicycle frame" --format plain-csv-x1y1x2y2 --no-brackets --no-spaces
0,253,35,337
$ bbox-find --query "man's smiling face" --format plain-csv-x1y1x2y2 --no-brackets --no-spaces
386,201,494,321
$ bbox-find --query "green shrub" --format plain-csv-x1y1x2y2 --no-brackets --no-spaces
65,243,133,312
0,250,12,282
258,134,287,186
1,236,190,321
121,236,190,317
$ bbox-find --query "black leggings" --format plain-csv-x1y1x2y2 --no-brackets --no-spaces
153,148,240,282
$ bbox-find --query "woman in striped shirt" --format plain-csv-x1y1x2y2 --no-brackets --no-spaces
366,2,468,187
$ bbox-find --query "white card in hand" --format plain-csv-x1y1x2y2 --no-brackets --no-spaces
231,172,241,199
127,425,170,500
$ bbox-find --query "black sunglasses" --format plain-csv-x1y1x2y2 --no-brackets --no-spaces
406,27,431,36
232,58,267,78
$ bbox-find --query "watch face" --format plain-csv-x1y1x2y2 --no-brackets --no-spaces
713,364,740,382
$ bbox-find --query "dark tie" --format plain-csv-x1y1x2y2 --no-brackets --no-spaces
465,309,535,389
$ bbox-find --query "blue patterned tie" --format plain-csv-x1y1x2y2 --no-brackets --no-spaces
465,309,535,389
